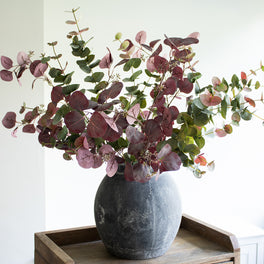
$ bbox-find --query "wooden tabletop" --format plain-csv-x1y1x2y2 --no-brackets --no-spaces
35,214,240,264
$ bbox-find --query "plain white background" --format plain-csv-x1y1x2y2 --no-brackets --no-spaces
1,0,264,263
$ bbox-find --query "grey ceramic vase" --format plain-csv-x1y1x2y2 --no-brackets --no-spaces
94,165,182,260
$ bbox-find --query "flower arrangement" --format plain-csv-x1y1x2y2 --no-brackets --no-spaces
1,8,264,182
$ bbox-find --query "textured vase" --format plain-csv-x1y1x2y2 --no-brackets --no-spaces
94,165,182,260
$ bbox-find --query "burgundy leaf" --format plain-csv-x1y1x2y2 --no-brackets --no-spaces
149,39,161,48
76,148,94,168
38,128,55,148
132,163,152,183
69,91,89,111
172,66,183,80
98,82,123,104
94,101,116,111
99,48,113,69
16,66,26,79
30,60,48,77
64,111,85,133
87,112,108,138
1,56,13,69
135,31,147,44
0,70,13,81
161,107,173,136
157,143,172,160
128,142,146,157
153,93,165,112
115,114,129,129
2,112,16,129
161,152,181,171
141,44,152,52
126,125,145,144
24,111,35,123
106,157,118,177
153,55,169,74
126,103,140,124
102,126,121,142
151,44,162,57
17,51,30,66
164,37,199,48
86,100,98,109
125,162,134,181
51,86,64,104
164,77,177,95
169,106,179,120
22,124,36,133
46,103,57,118
143,119,163,142
178,78,193,93
114,59,129,68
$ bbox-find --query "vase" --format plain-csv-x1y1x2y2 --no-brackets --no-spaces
94,164,182,260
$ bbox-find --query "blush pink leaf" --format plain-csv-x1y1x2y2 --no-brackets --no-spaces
135,31,147,44
76,148,94,168
126,103,140,124
99,48,113,69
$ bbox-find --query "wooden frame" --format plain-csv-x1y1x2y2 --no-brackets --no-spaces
35,214,240,264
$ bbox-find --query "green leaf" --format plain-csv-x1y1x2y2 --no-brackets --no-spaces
255,81,261,89
80,47,90,58
63,72,74,85
221,98,227,119
79,65,91,73
89,59,100,68
145,69,160,78
166,138,178,150
194,136,205,149
241,108,252,121
139,98,147,108
49,68,62,78
126,86,138,93
156,141,167,152
231,74,240,88
84,72,104,83
94,81,108,93
62,84,80,95
54,75,66,83
192,105,209,126
57,126,68,141
187,72,202,83
118,137,128,148
183,144,200,156
86,54,95,64
41,57,50,63
123,58,141,71
119,96,129,109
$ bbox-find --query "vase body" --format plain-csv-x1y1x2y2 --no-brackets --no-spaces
94,165,182,260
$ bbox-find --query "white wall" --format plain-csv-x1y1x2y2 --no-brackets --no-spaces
0,1,45,264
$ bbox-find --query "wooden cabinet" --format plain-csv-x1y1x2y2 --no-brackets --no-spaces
34,214,240,264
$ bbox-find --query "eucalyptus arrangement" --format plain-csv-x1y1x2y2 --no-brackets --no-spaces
1,8,263,182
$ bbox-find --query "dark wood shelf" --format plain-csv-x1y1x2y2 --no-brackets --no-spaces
35,214,240,264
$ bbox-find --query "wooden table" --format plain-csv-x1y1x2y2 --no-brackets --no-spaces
34,214,240,264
